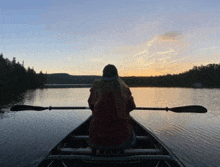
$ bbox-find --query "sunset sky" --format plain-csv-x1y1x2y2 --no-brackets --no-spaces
1,0,220,76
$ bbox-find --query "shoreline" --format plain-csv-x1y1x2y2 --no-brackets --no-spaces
43,84,220,89
44,84,93,88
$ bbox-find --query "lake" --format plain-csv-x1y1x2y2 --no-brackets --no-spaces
0,87,220,167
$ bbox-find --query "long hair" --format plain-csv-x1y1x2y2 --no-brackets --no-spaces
101,64,129,118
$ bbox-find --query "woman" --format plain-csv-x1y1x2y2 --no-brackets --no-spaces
88,64,136,151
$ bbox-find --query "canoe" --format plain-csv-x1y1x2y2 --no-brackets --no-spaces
37,115,185,167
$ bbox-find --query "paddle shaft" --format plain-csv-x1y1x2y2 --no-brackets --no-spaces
51,107,169,110
49,106,90,110
136,107,168,111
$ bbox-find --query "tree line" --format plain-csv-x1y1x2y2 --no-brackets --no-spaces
46,63,220,88
122,64,220,88
0,53,47,106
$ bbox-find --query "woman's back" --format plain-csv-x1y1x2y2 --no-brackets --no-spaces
88,65,136,147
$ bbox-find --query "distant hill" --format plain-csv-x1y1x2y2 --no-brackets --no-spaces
46,73,101,84
46,64,220,88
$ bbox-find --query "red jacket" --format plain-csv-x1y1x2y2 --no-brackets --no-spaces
88,78,136,146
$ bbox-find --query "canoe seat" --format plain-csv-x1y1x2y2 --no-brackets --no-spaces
124,149,161,155
60,147,162,155
47,154,173,162
60,147,92,154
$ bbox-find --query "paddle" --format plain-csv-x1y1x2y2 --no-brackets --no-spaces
10,105,90,111
10,105,207,113
135,105,207,113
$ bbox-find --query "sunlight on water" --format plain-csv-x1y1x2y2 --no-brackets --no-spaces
0,87,220,167
130,87,200,107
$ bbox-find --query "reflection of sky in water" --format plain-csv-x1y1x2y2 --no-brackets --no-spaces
24,88,91,107
130,87,196,107
0,87,220,167
130,88,220,167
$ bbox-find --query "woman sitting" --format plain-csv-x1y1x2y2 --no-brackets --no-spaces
88,64,136,152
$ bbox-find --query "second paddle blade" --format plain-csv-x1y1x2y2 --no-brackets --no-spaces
171,105,207,113
10,105,46,111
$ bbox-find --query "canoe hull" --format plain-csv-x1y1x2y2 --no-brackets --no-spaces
38,115,185,167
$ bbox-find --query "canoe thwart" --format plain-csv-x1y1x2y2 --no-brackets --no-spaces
71,135,151,141
71,135,90,140
60,147,92,154
60,147,162,155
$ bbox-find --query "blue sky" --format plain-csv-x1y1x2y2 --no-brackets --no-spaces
1,0,220,76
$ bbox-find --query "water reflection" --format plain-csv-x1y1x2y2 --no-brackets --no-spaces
131,88,220,167
0,108,10,119
130,87,197,108
0,88,26,110
24,89,38,103
191,88,220,111
1,87,220,167
23,88,91,107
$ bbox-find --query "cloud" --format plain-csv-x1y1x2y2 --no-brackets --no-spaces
159,31,184,41
156,48,175,55
114,33,189,76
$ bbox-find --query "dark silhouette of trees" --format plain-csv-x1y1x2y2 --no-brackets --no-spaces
0,53,47,106
122,63,220,88
45,63,220,88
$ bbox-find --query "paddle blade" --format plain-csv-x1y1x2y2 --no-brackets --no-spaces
10,105,47,111
170,105,207,113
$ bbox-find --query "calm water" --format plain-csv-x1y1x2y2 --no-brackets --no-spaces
0,88,220,167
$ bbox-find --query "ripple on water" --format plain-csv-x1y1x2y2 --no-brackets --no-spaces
156,121,220,167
